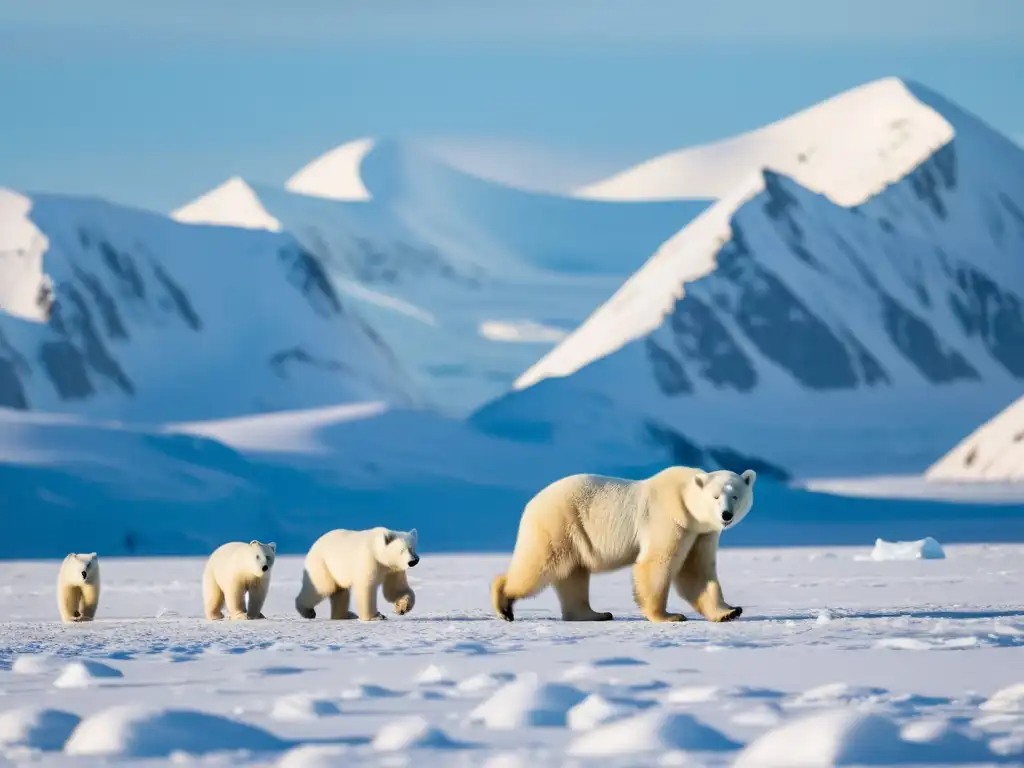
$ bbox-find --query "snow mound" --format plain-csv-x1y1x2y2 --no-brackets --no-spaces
566,694,639,731
980,683,1024,713
339,683,399,700
276,744,351,768
269,693,341,721
567,710,741,756
468,673,587,729
927,394,1024,481
0,707,80,752
664,685,726,704
172,176,282,232
731,703,785,728
285,138,375,201
414,664,452,686
11,654,60,675
456,672,516,695
63,705,284,757
735,710,993,767
790,683,891,708
870,537,946,561
372,716,456,751
53,660,124,689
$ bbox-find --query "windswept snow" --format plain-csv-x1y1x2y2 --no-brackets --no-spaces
1,547,1021,765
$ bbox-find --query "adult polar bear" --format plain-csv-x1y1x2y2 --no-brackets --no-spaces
492,467,755,623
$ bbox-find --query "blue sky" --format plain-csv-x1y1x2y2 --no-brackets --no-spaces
1,0,1022,212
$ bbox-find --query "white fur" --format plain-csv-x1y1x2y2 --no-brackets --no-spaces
492,466,756,623
202,540,277,621
295,527,419,621
57,553,100,623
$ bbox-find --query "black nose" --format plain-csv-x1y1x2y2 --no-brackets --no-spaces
408,557,420,567
261,565,269,572
81,571,88,579
722,511,734,522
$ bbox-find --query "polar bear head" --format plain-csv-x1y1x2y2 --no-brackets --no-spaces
686,469,756,532
63,553,99,585
245,540,277,577
378,528,420,571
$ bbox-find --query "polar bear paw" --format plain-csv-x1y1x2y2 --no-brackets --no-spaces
361,612,387,621
714,607,743,622
393,594,414,615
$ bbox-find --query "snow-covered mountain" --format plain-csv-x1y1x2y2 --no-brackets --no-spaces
0,189,414,422
926,393,1024,482
475,78,1024,479
173,139,706,414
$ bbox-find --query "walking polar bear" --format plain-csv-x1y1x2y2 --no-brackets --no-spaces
295,528,419,621
57,553,100,623
203,540,277,620
492,466,756,623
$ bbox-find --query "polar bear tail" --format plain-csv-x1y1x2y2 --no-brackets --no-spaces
491,574,514,622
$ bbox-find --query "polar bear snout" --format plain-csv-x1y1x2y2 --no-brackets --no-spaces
721,510,734,524
261,564,269,572
408,556,420,568
81,570,88,579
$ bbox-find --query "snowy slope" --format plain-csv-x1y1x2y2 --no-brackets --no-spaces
0,190,414,422
477,78,1024,479
926,393,1024,482
575,77,954,203
172,139,707,414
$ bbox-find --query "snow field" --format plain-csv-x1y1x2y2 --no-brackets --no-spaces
0,546,1021,766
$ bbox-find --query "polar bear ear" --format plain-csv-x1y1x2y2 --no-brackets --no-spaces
741,469,756,487
249,540,260,547
382,531,396,546
267,542,277,553
408,528,418,544
86,553,97,560
693,472,709,489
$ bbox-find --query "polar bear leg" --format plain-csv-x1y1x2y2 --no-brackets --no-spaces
355,579,386,621
225,582,250,620
295,562,333,619
246,577,269,619
674,533,742,622
492,544,554,622
202,565,225,620
59,585,82,623
382,571,415,616
553,570,613,621
328,589,357,620
633,535,695,623
79,583,99,621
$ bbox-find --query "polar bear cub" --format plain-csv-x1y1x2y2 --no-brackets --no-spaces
295,527,419,621
492,466,756,624
57,553,100,623
203,540,277,620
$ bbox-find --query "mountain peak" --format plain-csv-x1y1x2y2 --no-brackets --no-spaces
172,176,282,232
285,138,376,202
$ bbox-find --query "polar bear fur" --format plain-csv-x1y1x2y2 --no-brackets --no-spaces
295,527,419,621
57,553,100,623
203,540,277,620
492,466,756,623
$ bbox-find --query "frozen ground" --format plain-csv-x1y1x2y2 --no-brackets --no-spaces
1,546,1023,766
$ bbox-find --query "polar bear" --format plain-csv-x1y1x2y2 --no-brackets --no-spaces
295,528,419,621
57,553,100,623
491,466,756,623
202,540,277,620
